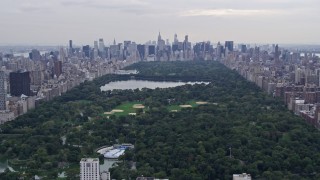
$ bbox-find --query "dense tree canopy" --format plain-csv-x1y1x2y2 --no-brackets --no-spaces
1,61,320,179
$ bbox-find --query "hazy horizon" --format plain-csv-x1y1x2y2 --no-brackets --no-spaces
1,0,320,45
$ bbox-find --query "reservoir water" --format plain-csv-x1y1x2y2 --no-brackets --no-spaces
101,80,209,91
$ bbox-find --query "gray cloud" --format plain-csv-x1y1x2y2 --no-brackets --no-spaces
60,0,152,15
0,0,319,44
179,9,287,17
19,4,52,13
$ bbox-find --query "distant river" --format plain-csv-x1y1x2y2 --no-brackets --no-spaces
100,80,209,91
13,51,48,58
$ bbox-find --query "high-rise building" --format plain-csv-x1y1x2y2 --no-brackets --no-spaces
157,32,165,51
53,61,62,78
109,44,119,59
183,35,189,50
9,71,31,96
80,158,100,180
0,71,6,111
83,45,90,58
216,42,223,59
69,40,74,56
69,40,73,49
225,41,234,54
30,71,44,86
99,39,105,52
29,49,41,61
123,41,131,57
94,41,99,50
148,45,156,55
174,33,178,44
240,44,247,53
113,38,116,45
137,44,145,60
275,44,280,64
59,48,66,62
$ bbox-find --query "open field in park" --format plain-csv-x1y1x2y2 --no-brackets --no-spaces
103,101,144,116
167,100,198,111
103,100,210,115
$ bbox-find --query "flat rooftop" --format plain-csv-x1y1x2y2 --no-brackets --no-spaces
80,158,99,162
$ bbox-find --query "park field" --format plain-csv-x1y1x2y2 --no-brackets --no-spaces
104,101,144,116
104,100,209,116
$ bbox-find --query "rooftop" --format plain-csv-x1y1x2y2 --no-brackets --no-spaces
80,158,99,162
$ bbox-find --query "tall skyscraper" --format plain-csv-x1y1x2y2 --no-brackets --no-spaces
216,42,223,59
98,38,105,52
0,71,6,111
275,44,280,59
94,41,99,50
158,32,162,42
148,45,156,55
53,61,62,78
59,47,66,62
174,33,178,44
69,40,74,56
274,44,281,65
225,41,234,54
69,40,73,49
157,32,165,52
9,71,31,96
80,158,100,180
137,44,145,60
83,45,90,58
240,44,247,53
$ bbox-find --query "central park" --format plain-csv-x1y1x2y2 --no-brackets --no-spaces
1,61,320,179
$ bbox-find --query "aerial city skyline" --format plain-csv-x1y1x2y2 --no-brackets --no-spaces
1,33,320,178
1,0,320,179
1,32,320,124
1,0,320,45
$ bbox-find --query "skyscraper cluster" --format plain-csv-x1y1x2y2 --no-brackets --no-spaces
1,32,319,126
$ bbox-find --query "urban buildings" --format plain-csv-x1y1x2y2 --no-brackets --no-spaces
80,158,100,180
225,41,234,55
0,71,6,111
100,171,111,180
53,60,62,77
1,34,320,129
222,43,320,129
9,70,31,96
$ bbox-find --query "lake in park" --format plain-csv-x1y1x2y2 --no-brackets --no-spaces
101,80,209,91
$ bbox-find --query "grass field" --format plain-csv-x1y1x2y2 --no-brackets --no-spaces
107,101,143,116
104,100,207,116
167,100,199,112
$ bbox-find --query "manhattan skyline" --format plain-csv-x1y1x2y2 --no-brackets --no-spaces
0,0,319,45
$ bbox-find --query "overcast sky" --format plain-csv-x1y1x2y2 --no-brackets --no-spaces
0,0,319,46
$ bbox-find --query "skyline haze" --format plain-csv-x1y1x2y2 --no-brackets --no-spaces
0,0,319,45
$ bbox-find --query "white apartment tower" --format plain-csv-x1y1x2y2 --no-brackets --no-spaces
80,158,100,180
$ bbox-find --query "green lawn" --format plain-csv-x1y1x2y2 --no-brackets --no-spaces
105,100,205,116
167,100,199,112
107,101,144,116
